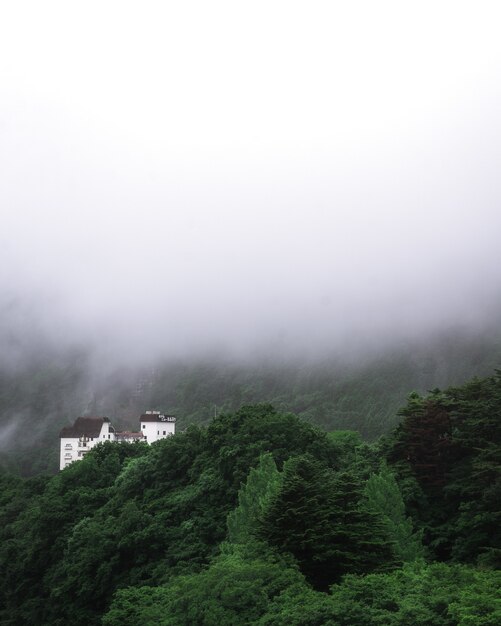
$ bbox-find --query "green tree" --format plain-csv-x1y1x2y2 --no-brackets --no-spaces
1,404,337,625
103,545,303,626
364,463,425,562
259,456,397,590
388,374,501,563
257,584,339,626
227,453,282,544
327,562,501,626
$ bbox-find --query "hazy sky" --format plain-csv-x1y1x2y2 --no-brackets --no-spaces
1,1,501,360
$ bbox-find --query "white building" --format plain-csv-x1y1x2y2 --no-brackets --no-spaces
139,410,176,443
59,411,176,470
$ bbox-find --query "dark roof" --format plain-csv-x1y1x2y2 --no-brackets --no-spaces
140,413,176,423
115,431,144,440
59,416,109,438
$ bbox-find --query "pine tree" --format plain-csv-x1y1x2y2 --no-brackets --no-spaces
258,455,397,590
390,392,456,493
364,464,425,562
227,453,282,544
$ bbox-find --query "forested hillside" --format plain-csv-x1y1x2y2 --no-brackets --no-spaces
1,329,500,475
148,330,501,436
0,372,499,625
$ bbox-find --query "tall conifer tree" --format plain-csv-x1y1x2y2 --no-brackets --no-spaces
259,455,397,590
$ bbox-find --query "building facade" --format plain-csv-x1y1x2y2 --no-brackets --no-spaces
139,410,176,442
59,411,176,470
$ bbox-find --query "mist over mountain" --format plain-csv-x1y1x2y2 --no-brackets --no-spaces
2,3,501,364
1,316,500,475
2,2,501,473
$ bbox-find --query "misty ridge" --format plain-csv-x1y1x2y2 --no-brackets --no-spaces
2,1,501,475
3,159,501,474
1,293,501,475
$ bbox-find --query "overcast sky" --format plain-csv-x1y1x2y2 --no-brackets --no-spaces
1,1,501,361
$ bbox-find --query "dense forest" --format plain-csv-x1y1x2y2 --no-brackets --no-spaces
0,371,499,624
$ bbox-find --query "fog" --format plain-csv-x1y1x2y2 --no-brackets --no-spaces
2,2,501,367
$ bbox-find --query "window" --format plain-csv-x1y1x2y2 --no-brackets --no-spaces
157,430,160,435
142,424,145,429
108,434,111,439
163,431,166,435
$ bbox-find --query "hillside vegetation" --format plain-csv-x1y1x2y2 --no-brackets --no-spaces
1,329,500,475
0,371,499,624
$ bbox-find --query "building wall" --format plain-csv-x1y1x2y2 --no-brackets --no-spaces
60,437,78,470
140,419,175,443
59,436,97,470
98,420,115,442
59,422,116,470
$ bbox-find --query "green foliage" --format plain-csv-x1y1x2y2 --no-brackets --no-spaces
327,563,501,626
103,544,304,626
327,430,363,468
388,373,501,563
227,452,282,544
364,463,425,562
448,568,501,626
205,404,338,487
0,441,147,625
0,405,336,625
327,429,363,448
256,584,339,626
1,366,500,625
391,392,456,493
258,455,398,589
102,586,172,626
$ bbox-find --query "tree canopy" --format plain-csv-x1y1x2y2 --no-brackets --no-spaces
0,372,500,625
